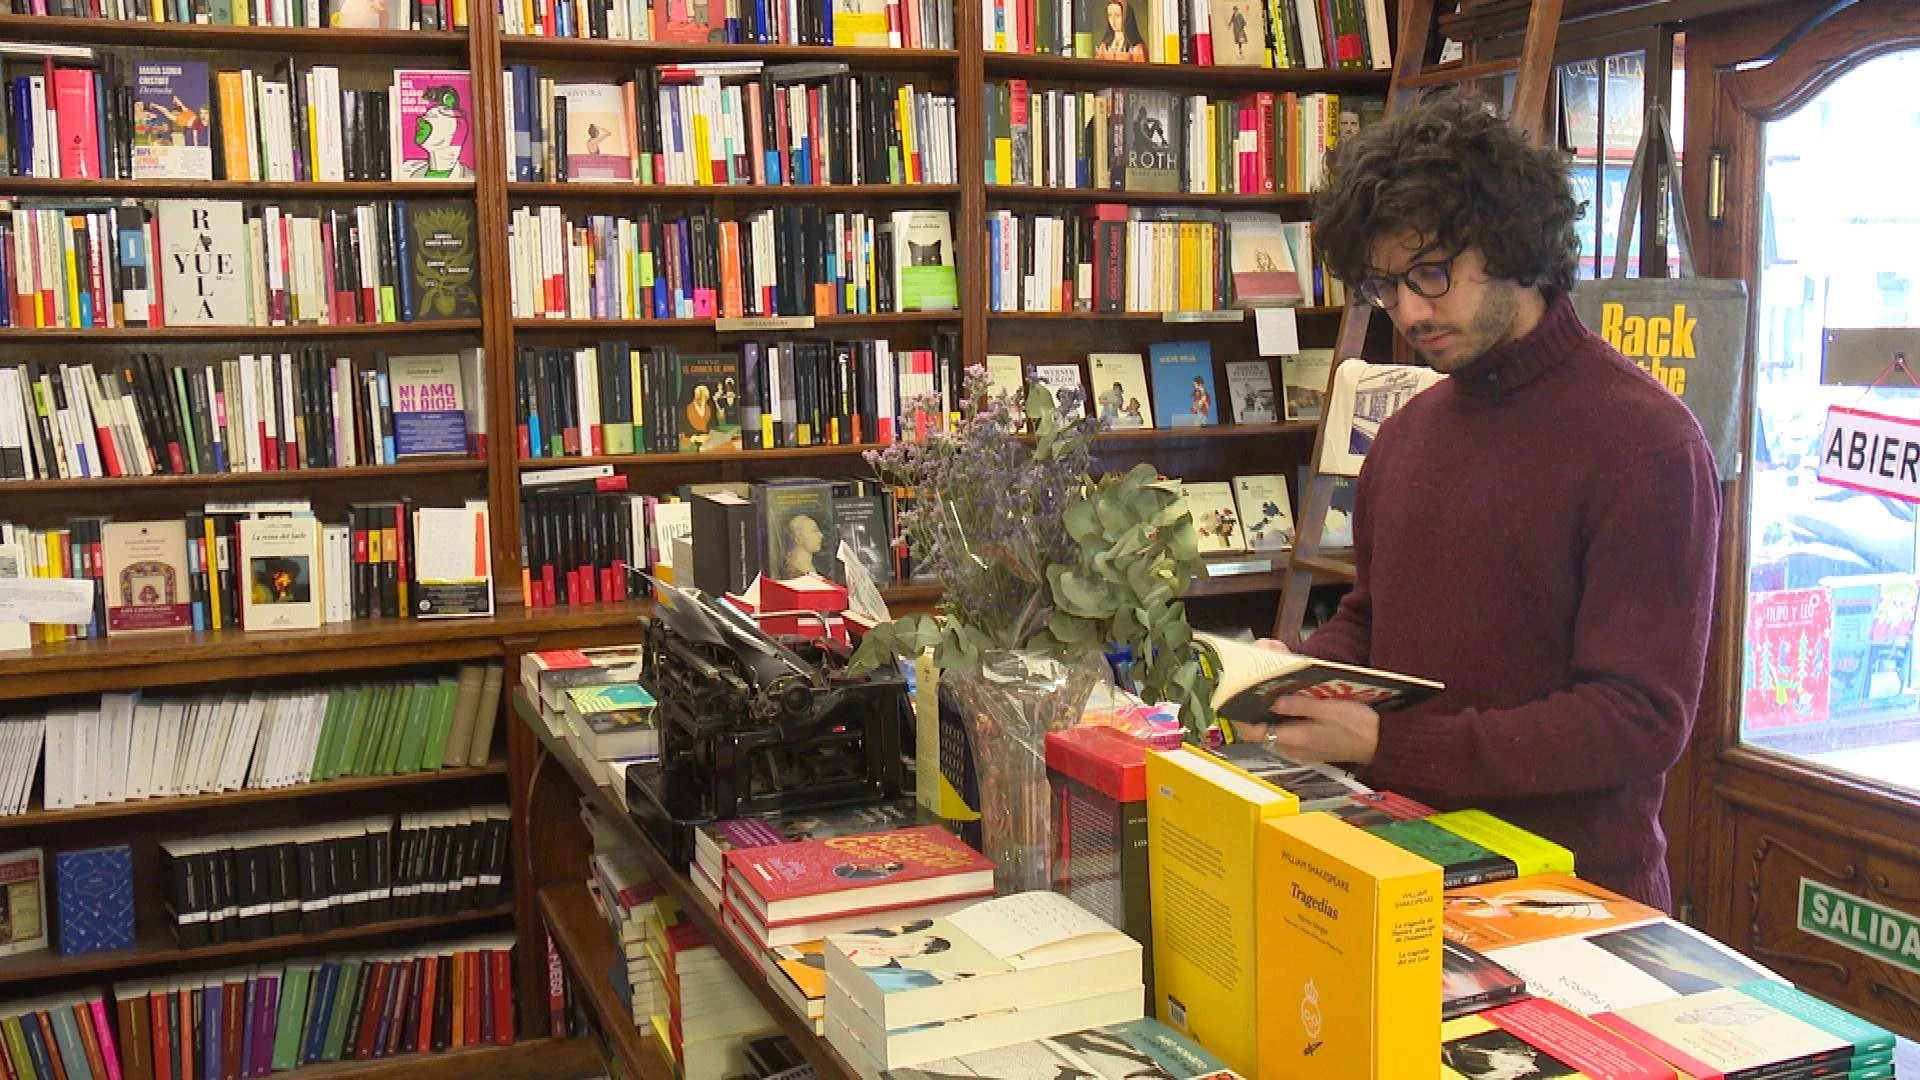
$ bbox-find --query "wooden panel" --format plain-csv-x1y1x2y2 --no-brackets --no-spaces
1728,808,1920,1036
0,14,468,53
0,320,482,343
538,885,675,1080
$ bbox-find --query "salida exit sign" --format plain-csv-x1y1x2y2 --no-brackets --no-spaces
1797,878,1920,975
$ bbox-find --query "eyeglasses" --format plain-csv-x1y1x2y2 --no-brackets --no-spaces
1357,254,1457,310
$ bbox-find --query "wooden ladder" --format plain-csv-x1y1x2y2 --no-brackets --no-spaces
1271,0,1567,644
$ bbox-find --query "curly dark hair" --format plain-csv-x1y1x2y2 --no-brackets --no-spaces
1310,89,1583,295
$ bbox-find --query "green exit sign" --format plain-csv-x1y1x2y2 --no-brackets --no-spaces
1797,878,1920,975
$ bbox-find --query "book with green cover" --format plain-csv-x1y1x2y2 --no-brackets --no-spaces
273,963,312,1071
564,683,656,713
1427,809,1574,878
374,683,416,775
1366,819,1516,888
420,676,459,770
321,959,361,1061
328,687,372,779
392,681,436,775
309,690,349,782
348,685,391,777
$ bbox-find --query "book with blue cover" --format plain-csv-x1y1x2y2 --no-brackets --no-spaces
55,844,132,956
1148,342,1217,429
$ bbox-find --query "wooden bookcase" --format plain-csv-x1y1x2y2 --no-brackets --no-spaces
0,0,1383,1073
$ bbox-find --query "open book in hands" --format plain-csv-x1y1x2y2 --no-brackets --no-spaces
1195,632,1443,728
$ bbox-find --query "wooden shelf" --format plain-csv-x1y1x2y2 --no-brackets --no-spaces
538,884,675,1080
259,1037,603,1080
1,460,486,494
1089,421,1317,440
0,320,482,344
0,602,654,693
513,312,958,332
0,903,513,989
987,186,1309,208
500,35,958,67
509,182,959,201
981,51,1393,91
0,178,476,199
990,306,1343,320
0,15,468,53
516,693,861,1080
0,761,506,832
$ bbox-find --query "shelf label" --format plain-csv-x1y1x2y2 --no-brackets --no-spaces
715,315,815,332
1162,309,1245,324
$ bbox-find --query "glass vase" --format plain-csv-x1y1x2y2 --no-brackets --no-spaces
944,650,1104,895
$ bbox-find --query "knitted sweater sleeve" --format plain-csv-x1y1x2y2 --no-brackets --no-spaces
1365,435,1720,800
1293,462,1375,666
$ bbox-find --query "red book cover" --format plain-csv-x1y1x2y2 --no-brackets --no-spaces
461,949,482,1050
723,825,995,926
1453,999,1679,1080
51,68,101,179
71,1003,109,1080
489,947,513,1045
353,962,391,1061
149,996,171,1080
475,951,493,1047
379,958,413,1058
416,954,441,1052
1745,587,1832,731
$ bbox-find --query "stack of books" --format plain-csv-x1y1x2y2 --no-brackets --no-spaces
558,684,659,789
647,895,780,1080
689,799,922,911
877,1017,1242,1080
718,824,994,958
583,803,667,1028
1596,982,1897,1079
822,891,1145,1078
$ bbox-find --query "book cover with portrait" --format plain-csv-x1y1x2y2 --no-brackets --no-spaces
755,479,840,584
676,352,744,453
238,517,322,632
1088,353,1153,430
1122,90,1180,193
391,70,475,181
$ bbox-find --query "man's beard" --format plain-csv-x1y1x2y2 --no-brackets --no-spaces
1406,283,1519,374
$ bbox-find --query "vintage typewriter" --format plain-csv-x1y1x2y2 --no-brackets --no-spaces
625,577,910,865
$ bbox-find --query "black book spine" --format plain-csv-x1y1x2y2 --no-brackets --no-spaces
365,820,392,923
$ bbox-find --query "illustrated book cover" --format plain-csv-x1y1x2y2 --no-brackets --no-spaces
1089,353,1153,430
132,60,212,180
101,519,192,634
1231,474,1293,552
1222,361,1276,424
237,516,323,632
1147,342,1216,429
390,70,475,180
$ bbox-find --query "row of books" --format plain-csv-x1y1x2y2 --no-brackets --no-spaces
505,62,955,188
986,208,1321,313
515,335,958,461
985,0,1387,71
158,805,509,947
12,0,467,28
0,499,477,643
508,205,957,320
0,350,486,482
106,937,516,1080
0,198,479,331
1,58,471,185
4,665,504,814
988,83,1371,196
497,0,955,49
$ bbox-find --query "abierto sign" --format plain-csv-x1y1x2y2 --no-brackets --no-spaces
1816,406,1920,503
1796,878,1920,976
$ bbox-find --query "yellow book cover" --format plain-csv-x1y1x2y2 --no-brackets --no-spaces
1428,809,1575,878
1145,746,1296,1077
1258,811,1443,1080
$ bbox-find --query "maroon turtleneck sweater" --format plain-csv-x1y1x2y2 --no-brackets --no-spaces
1298,291,1720,910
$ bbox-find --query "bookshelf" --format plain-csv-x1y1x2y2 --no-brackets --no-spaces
0,0,1385,1070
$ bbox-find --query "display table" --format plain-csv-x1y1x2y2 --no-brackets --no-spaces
514,688,864,1080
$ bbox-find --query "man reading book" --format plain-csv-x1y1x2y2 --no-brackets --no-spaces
1238,90,1720,911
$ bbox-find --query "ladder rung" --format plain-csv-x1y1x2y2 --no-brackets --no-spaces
1398,58,1521,89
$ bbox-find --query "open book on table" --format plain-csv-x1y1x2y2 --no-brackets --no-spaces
1195,632,1444,728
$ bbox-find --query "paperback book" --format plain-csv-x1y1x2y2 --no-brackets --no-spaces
1281,349,1333,422
1147,342,1215,428
100,519,193,634
131,60,212,180
1195,632,1443,729
391,70,475,181
1222,361,1276,424
387,353,469,458
1089,353,1152,430
1182,482,1244,554
238,516,322,632
891,210,958,311
1231,474,1293,552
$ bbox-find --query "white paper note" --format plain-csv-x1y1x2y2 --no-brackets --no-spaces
1256,306,1301,356
0,578,98,626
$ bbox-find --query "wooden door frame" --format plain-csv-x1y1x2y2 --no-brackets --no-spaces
1669,0,1920,1030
